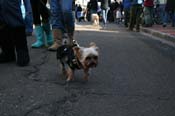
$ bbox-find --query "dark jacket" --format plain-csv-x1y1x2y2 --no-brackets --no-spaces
0,0,24,27
89,0,98,11
131,0,144,5
123,0,131,9
101,0,110,10
165,0,175,11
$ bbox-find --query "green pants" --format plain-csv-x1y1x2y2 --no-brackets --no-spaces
143,6,154,25
124,8,130,27
129,4,143,30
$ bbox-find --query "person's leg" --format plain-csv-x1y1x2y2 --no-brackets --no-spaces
162,10,169,27
135,5,142,31
39,0,53,46
13,26,30,66
0,0,30,65
129,5,136,30
23,0,33,36
48,0,64,51
105,7,110,23
61,0,74,45
30,0,45,48
150,6,154,25
143,6,152,26
0,26,16,63
124,8,130,27
171,10,175,27
102,9,106,25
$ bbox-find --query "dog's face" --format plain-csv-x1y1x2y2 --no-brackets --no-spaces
73,42,99,69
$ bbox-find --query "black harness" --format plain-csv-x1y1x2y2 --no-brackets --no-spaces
56,45,82,70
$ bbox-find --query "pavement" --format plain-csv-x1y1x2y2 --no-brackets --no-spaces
1,22,175,116
141,24,175,43
76,22,175,45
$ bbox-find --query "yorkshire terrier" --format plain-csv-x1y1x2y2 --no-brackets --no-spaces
57,40,99,82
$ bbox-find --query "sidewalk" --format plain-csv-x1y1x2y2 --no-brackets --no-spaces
141,25,175,43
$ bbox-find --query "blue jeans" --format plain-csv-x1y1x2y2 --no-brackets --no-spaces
163,10,175,26
102,8,110,25
50,0,74,33
23,0,33,33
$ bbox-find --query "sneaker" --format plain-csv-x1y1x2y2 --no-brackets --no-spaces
127,28,133,31
162,24,166,27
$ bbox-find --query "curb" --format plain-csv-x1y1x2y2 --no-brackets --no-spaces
141,27,175,43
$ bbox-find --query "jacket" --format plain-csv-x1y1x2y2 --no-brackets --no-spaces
123,0,131,9
131,0,144,5
144,0,154,7
101,0,110,10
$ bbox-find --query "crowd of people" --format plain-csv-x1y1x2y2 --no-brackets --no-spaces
74,0,174,31
0,0,175,67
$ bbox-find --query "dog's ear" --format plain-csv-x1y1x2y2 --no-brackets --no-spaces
89,42,96,47
73,46,80,53
89,42,99,51
73,46,83,59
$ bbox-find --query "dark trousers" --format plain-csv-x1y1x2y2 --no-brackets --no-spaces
129,4,143,30
124,8,130,27
30,0,50,25
0,0,30,65
0,26,15,58
0,26,29,55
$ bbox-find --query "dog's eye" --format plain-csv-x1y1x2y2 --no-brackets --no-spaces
86,56,91,60
93,56,98,60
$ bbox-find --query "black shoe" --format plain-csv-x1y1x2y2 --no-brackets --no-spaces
0,52,15,63
16,50,30,66
162,24,166,27
124,23,128,27
143,24,152,27
136,29,140,32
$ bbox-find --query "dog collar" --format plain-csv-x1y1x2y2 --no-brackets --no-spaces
69,55,82,70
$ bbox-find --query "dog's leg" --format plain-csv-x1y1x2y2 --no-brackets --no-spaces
61,62,66,75
83,69,89,81
66,67,74,82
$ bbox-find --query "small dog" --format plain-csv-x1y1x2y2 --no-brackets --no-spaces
57,41,99,82
91,13,99,25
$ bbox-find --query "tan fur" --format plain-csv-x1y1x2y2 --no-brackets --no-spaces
63,43,99,82
91,13,99,25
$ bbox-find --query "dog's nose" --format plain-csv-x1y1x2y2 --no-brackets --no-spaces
89,62,97,68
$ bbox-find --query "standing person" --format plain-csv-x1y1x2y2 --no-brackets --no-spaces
162,0,175,27
123,0,131,27
0,0,30,66
100,0,110,27
30,0,53,48
48,0,75,51
143,0,154,27
128,0,144,32
77,4,83,22
89,0,98,20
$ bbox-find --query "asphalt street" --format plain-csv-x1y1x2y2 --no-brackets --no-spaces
0,22,175,116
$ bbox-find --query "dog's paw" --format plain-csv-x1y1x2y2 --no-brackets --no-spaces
83,76,89,81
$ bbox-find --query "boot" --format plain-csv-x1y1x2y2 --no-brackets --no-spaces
42,23,53,46
13,26,30,66
31,25,44,48
48,29,62,51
